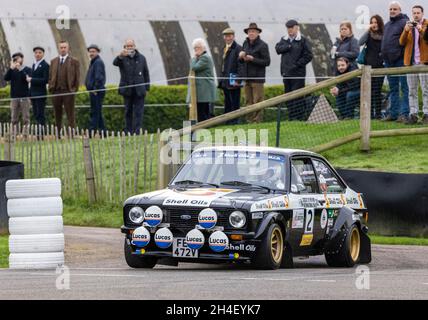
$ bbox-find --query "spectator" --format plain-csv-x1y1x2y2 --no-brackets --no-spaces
331,21,359,72
401,5,428,125
49,40,80,131
239,23,271,123
3,52,32,132
85,44,107,134
275,19,313,121
381,1,409,122
330,58,360,119
27,47,49,127
359,15,385,119
219,28,242,125
189,38,217,123
113,39,150,135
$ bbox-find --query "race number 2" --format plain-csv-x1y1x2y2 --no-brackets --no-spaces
304,208,315,234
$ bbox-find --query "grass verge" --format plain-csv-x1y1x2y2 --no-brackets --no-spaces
0,235,9,268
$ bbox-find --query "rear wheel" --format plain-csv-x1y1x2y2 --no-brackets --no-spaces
325,224,361,268
253,223,284,270
124,239,157,269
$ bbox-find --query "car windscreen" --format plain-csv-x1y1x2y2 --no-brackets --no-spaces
171,150,286,191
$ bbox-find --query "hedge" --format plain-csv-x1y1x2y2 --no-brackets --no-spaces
0,85,335,132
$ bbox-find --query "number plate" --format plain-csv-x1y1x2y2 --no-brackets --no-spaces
173,238,199,258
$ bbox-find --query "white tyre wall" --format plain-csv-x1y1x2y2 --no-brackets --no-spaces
6,178,61,199
7,197,63,218
9,234,65,253
9,252,64,270
9,216,64,235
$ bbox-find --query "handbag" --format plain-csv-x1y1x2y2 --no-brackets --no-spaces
357,46,367,65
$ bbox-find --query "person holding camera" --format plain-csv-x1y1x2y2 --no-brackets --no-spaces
3,52,32,131
113,39,150,135
400,5,428,124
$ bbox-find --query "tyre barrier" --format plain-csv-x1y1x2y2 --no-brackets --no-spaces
7,178,65,269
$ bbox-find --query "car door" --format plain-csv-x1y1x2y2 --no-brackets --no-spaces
289,157,324,253
311,158,347,235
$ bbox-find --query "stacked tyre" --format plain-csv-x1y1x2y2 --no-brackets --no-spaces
7,178,65,269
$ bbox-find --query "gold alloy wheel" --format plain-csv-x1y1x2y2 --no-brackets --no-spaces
270,227,284,264
349,227,361,262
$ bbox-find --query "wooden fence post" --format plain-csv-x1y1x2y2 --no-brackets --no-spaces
360,65,372,152
189,70,198,122
4,124,10,161
157,131,171,190
82,135,97,203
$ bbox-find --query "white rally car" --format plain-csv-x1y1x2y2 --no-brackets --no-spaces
121,146,371,270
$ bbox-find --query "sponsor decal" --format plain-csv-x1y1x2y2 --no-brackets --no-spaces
227,243,257,252
357,194,364,209
300,234,314,247
299,197,319,208
208,231,229,253
327,196,343,206
320,209,328,229
154,228,174,249
185,229,205,250
198,208,217,229
284,196,290,208
328,218,334,227
144,206,163,227
324,194,331,208
340,194,347,205
327,209,335,218
163,189,237,207
132,227,151,248
251,197,287,212
292,209,305,229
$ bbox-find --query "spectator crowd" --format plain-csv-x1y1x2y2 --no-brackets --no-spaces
3,0,428,135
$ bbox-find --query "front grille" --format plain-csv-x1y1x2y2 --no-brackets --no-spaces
166,207,237,231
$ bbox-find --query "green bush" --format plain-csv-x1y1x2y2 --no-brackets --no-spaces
0,84,334,132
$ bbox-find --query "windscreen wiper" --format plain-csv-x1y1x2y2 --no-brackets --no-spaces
173,180,220,188
221,181,272,193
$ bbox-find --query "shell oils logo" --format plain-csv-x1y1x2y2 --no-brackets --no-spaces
284,196,289,208
341,194,347,205
357,194,364,209
154,228,173,249
268,200,273,210
324,194,331,208
185,229,205,250
198,208,218,229
132,227,151,248
209,231,229,253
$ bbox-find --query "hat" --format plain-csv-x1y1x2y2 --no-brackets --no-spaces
244,22,262,34
222,27,235,35
286,19,299,28
12,52,24,59
33,46,45,53
87,44,101,52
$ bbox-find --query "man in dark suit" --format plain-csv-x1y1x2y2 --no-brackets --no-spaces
219,28,243,125
85,44,106,133
113,39,150,135
26,46,49,127
49,40,80,130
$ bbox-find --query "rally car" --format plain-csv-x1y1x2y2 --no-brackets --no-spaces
121,146,371,270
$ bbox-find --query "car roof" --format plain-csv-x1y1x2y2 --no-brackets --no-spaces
193,145,319,158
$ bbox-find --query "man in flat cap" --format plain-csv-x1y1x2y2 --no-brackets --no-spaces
219,28,243,124
275,19,313,120
85,44,106,134
3,52,32,132
239,23,271,123
27,46,50,127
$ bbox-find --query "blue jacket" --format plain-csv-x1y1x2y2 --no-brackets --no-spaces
30,60,49,97
85,55,106,91
4,67,32,98
382,13,409,64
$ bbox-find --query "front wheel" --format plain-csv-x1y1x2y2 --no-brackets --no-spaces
253,223,284,270
325,224,361,268
124,239,157,269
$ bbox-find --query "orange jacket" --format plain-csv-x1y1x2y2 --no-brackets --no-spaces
399,19,428,66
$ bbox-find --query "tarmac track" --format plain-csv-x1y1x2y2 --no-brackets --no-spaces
0,226,427,300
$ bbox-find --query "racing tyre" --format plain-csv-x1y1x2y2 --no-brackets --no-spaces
325,224,361,268
9,234,65,253
124,239,157,269
8,197,63,218
6,178,61,199
9,252,64,269
9,216,64,235
253,223,284,270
